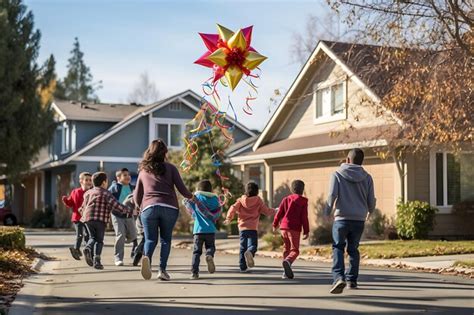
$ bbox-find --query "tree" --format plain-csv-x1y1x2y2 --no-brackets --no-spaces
127,72,160,105
55,37,101,101
0,0,56,179
38,54,57,107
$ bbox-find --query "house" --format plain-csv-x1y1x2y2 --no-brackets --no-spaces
13,90,256,226
231,40,473,238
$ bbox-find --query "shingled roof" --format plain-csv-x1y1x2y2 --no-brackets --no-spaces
53,100,144,122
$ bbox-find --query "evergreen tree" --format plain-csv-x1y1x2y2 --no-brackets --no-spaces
38,54,57,107
55,37,100,101
0,0,55,179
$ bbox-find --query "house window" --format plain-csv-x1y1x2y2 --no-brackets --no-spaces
432,152,474,209
154,120,185,148
169,102,182,112
248,165,265,191
61,122,70,154
314,82,345,122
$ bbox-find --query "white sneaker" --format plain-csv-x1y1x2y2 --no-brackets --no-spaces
115,260,124,266
244,250,255,268
282,272,288,279
140,256,152,280
206,255,215,274
157,270,171,281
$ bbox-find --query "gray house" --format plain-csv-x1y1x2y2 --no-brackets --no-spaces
16,90,256,226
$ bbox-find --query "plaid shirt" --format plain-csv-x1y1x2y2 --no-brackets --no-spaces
79,187,131,223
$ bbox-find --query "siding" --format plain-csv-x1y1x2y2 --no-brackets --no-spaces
74,120,115,149
152,101,197,120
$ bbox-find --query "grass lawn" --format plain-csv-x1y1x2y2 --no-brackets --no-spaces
301,240,474,259
453,260,474,268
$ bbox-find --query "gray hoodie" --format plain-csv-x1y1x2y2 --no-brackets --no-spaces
324,163,376,221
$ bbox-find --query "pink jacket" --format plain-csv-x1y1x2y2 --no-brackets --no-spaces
226,195,275,231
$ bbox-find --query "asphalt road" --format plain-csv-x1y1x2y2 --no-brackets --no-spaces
9,231,474,315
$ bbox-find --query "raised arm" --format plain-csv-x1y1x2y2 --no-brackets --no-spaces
172,165,193,199
62,191,75,208
324,173,339,216
226,199,241,222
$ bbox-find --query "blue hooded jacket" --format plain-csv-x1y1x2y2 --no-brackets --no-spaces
183,191,222,234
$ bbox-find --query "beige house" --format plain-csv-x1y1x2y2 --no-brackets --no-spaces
231,40,473,238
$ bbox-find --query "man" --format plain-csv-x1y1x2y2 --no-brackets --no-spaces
324,148,376,294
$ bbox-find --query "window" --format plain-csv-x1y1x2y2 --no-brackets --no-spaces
61,122,70,154
151,119,187,149
169,102,182,111
431,151,474,209
314,82,345,122
248,165,265,190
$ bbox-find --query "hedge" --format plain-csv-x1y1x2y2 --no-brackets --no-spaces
0,226,26,250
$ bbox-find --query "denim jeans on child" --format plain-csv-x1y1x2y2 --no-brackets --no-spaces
84,220,106,256
331,220,365,283
73,221,89,250
191,233,216,273
239,230,258,271
140,205,179,271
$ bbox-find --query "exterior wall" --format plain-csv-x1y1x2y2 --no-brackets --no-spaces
274,56,391,142
73,161,140,186
74,120,115,149
406,152,430,203
83,116,148,157
152,101,197,120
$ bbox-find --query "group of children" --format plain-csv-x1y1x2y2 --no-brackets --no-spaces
63,170,310,279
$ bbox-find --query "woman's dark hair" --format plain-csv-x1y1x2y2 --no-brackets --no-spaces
139,139,168,176
197,180,212,192
245,182,259,197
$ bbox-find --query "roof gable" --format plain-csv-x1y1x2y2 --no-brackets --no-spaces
52,100,142,122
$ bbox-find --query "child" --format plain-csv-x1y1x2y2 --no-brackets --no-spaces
109,168,138,266
224,182,275,272
123,193,144,266
61,172,92,260
183,180,222,280
80,172,132,270
272,180,309,279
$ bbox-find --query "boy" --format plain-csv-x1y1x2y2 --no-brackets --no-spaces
224,182,275,272
324,148,376,294
109,168,138,266
273,180,309,279
183,180,222,280
62,172,92,260
123,193,145,266
80,172,132,270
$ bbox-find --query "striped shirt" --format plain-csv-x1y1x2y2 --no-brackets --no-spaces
80,187,130,223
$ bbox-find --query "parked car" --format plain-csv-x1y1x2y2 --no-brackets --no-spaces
0,206,17,226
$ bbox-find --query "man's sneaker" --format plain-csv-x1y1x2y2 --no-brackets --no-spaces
282,260,294,279
69,247,81,261
244,250,255,268
330,279,347,294
206,255,216,274
239,268,250,273
93,257,104,270
115,260,124,266
83,248,93,267
140,256,152,280
191,272,199,280
347,281,358,289
157,270,171,281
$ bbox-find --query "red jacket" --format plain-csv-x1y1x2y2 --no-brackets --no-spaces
62,188,86,222
273,194,309,235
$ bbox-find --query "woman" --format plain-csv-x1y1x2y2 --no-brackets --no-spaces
133,139,194,280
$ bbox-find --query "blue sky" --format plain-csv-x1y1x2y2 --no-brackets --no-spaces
26,0,330,130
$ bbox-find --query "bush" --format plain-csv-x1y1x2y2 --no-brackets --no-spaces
309,225,333,245
395,200,438,239
262,232,283,250
0,226,25,250
30,206,54,228
367,209,387,237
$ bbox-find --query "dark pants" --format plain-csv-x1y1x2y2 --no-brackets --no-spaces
239,230,258,271
191,233,216,273
84,220,106,257
332,220,365,283
140,205,179,271
73,221,89,250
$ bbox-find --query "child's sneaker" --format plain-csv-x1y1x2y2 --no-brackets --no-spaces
191,272,199,280
157,270,171,281
282,260,294,279
239,268,250,273
140,256,152,280
69,247,81,261
244,250,255,268
93,256,104,270
83,248,93,267
206,255,215,274
115,260,124,266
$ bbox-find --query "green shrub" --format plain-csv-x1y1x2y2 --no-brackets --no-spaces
0,226,26,249
30,206,54,228
310,225,333,245
262,232,284,250
395,200,438,239
367,209,387,237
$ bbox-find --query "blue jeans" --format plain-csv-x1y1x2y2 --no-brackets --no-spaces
239,230,258,271
332,220,365,283
140,205,179,271
191,233,216,273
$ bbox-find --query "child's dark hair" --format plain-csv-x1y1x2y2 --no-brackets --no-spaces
92,172,108,187
245,182,259,197
115,168,129,178
197,180,212,192
291,180,305,195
